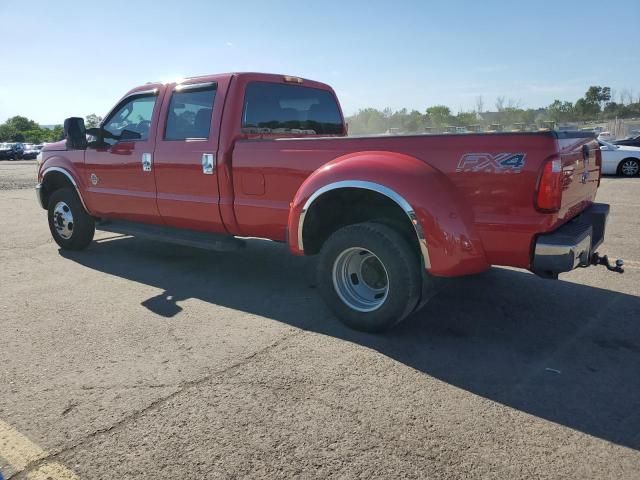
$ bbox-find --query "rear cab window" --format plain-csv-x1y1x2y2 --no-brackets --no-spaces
242,82,343,135
164,83,217,140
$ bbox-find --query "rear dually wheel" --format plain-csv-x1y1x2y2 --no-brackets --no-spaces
317,222,422,332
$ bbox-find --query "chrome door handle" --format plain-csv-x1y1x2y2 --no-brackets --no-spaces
142,153,152,172
202,153,215,175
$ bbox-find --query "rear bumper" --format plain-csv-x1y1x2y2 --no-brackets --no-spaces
532,203,609,276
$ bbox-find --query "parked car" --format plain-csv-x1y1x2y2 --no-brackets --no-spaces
0,142,24,160
599,140,640,176
35,72,622,332
22,143,42,160
614,134,640,148
597,131,616,142
0,143,11,159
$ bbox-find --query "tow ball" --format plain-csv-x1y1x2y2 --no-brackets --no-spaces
587,252,624,274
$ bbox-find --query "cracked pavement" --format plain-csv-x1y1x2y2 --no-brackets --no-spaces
1,161,639,479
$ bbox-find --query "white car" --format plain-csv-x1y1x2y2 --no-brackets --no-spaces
599,140,640,177
597,131,616,142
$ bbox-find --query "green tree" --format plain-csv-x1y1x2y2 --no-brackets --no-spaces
574,98,599,120
46,125,64,142
0,123,17,142
521,109,538,126
85,114,103,128
547,100,575,123
455,111,477,127
6,116,40,132
346,108,388,135
426,105,452,127
584,86,611,109
405,110,427,132
0,116,39,141
0,116,65,143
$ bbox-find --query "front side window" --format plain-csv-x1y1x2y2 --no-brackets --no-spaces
242,82,343,135
103,95,156,141
164,85,217,140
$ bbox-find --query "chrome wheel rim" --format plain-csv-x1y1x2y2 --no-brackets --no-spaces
53,201,74,239
621,160,639,176
332,247,389,312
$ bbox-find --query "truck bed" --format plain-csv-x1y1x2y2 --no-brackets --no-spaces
231,131,599,269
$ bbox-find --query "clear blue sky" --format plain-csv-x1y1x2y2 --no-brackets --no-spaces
1,0,638,124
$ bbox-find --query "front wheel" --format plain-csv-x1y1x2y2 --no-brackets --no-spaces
618,158,640,177
47,188,95,250
317,222,422,332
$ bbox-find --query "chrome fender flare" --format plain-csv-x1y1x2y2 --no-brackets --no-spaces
298,180,431,269
39,166,90,212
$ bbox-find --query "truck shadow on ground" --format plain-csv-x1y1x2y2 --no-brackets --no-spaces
61,236,640,451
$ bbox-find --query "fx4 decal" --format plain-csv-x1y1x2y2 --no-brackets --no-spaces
456,153,526,173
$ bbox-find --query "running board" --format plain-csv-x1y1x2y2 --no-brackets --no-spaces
95,220,245,252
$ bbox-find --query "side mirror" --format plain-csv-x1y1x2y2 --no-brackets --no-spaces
63,117,87,150
119,129,142,141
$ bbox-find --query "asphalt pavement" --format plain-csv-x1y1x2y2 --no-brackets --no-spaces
1,160,639,479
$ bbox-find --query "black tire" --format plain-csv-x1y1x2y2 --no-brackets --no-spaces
617,158,640,177
47,188,95,250
317,222,422,332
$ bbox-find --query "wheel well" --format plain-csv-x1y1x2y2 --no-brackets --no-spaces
301,188,420,257
40,171,75,209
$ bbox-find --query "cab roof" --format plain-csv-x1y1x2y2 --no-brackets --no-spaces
143,72,333,91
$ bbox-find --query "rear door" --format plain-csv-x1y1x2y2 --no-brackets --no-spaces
84,88,162,223
153,80,225,232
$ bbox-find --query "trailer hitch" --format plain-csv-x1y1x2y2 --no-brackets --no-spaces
587,252,624,274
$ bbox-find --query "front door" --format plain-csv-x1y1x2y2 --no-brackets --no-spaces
84,89,162,223
153,81,225,232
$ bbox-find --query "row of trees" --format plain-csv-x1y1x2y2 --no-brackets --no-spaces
0,116,64,143
347,86,640,135
0,114,104,143
547,86,640,123
1,85,638,140
346,104,543,135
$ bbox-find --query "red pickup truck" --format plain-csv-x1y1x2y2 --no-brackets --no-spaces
36,72,622,332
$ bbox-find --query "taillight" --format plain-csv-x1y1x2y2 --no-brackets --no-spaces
595,147,602,187
536,157,563,212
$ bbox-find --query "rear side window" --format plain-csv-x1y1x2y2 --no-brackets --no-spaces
242,82,343,135
165,84,217,140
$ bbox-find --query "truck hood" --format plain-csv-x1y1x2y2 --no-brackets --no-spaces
42,140,67,152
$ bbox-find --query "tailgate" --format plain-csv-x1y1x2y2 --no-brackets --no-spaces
556,132,600,220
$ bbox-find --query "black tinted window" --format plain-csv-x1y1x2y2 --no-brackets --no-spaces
242,82,343,135
165,85,217,140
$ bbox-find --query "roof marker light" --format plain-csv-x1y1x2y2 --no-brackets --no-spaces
283,76,304,84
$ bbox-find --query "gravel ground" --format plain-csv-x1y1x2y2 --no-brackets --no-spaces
0,161,639,479
0,160,37,190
